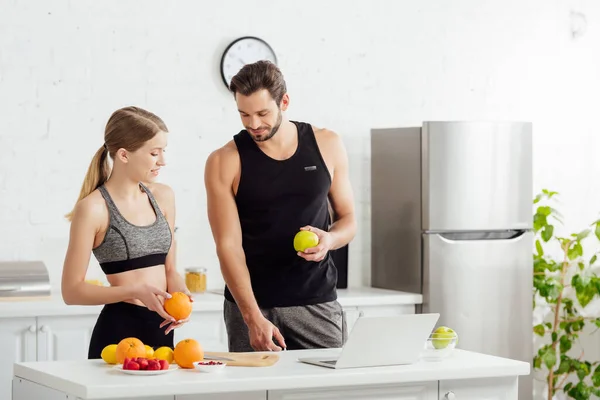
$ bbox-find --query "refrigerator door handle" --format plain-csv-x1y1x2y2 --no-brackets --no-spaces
429,229,529,243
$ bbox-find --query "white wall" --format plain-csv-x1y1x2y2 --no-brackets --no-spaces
1,0,600,298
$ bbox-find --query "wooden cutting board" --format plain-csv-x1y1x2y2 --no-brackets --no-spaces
203,351,280,367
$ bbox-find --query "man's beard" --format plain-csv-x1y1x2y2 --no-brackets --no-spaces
249,110,282,142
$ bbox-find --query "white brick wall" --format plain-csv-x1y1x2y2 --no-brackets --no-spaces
1,0,600,306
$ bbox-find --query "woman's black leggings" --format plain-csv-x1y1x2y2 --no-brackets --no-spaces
88,301,174,359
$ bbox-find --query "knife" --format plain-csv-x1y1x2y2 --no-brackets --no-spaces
203,355,234,361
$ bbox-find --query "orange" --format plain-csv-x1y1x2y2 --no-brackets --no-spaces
174,338,203,369
115,337,146,364
164,292,193,321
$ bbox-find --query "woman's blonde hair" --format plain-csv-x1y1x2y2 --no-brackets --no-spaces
65,106,168,221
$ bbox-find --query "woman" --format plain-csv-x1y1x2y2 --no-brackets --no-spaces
61,106,192,359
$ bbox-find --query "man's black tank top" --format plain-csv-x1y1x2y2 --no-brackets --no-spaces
224,121,338,308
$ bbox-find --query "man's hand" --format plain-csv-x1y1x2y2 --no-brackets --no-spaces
247,315,287,351
297,226,333,262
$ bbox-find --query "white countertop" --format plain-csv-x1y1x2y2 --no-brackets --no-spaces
13,348,529,399
0,287,422,318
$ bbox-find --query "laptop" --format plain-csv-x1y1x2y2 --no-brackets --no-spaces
298,313,440,369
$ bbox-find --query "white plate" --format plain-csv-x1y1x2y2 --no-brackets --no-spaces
113,364,178,375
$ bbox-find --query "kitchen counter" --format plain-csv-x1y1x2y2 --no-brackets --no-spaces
13,348,529,400
0,286,422,318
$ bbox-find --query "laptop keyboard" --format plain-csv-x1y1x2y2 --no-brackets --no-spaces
321,360,338,365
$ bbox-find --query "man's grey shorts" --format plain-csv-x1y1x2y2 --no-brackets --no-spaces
224,299,348,352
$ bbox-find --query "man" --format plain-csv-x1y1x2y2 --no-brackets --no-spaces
204,60,356,352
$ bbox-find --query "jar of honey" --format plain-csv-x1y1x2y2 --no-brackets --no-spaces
185,267,207,294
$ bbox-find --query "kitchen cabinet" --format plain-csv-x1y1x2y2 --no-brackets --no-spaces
36,315,98,361
439,377,519,399
0,318,37,400
178,392,266,400
268,382,437,400
12,346,528,400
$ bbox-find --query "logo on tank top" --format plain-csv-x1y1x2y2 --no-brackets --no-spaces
304,166,317,171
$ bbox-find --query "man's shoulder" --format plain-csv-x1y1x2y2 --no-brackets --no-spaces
205,140,240,172
308,124,343,149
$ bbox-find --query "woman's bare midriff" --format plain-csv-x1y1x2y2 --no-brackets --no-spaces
106,265,168,307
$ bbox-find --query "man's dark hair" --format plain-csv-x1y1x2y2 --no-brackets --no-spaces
229,60,287,105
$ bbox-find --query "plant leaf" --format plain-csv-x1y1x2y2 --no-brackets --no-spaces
535,240,544,257
560,335,573,353
556,357,571,374
533,324,545,336
577,229,591,241
542,225,554,242
568,242,584,260
592,365,600,386
541,346,557,369
538,206,552,216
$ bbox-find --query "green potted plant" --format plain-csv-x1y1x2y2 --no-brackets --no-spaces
533,189,600,399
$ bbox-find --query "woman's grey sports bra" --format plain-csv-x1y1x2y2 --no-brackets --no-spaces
92,182,172,275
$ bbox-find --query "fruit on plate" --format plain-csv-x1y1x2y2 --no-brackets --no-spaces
432,326,457,349
164,292,193,321
116,337,146,364
101,344,118,364
144,345,154,359
123,357,170,371
174,338,204,369
154,346,174,363
293,230,319,252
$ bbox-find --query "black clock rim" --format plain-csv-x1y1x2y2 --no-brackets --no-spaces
220,36,278,90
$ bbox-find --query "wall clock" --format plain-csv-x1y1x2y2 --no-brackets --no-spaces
220,36,278,89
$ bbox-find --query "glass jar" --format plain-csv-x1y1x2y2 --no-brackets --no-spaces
185,267,207,294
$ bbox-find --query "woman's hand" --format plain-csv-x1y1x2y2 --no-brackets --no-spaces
160,290,194,334
132,283,175,323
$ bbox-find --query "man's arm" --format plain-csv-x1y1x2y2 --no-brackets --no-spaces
325,131,357,250
205,145,286,351
299,130,356,261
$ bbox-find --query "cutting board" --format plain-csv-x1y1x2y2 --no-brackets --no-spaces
203,351,280,367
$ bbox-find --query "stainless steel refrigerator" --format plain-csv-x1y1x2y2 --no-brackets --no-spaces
370,121,533,399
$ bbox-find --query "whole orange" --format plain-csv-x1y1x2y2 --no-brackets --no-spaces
174,338,203,368
164,292,193,321
115,337,146,364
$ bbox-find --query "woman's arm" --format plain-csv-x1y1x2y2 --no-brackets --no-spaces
153,183,190,296
61,195,174,321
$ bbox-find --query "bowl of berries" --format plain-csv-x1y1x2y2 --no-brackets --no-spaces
194,360,226,373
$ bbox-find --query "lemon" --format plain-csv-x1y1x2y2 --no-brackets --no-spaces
432,326,456,349
101,344,118,364
145,345,154,358
154,346,174,363
294,231,319,252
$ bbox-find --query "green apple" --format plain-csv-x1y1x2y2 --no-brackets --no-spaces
294,231,319,252
432,326,456,349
